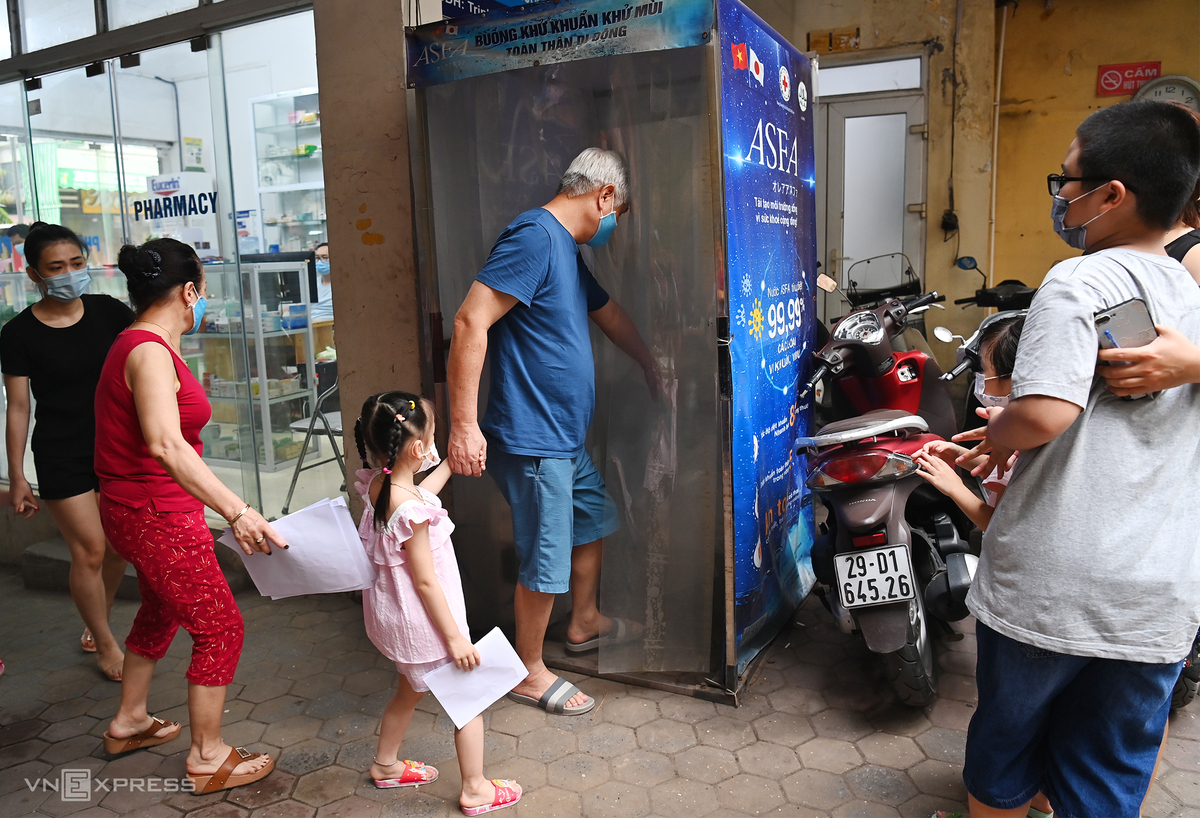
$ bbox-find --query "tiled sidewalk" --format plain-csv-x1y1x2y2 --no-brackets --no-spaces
1,567,1198,817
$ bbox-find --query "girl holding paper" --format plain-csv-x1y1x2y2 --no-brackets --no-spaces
94,239,282,795
355,391,521,816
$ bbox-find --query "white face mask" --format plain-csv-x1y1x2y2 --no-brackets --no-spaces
974,372,1010,409
416,441,441,474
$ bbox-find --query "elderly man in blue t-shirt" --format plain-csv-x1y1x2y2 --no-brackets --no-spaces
447,148,657,715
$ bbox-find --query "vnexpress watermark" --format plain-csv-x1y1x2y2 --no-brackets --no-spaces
26,769,196,801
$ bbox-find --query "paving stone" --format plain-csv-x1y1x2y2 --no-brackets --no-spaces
548,753,611,792
635,719,696,755
1165,737,1200,773
487,755,549,791
897,792,968,818
726,695,776,724
649,779,718,816
484,731,518,765
935,673,976,703
289,673,344,701
767,686,827,717
736,742,799,778
1142,782,1183,818
305,692,365,721
762,805,826,818
0,759,53,797
273,657,327,682
856,733,925,770
398,728,457,765
514,784,580,817
251,696,309,723
342,669,394,697
658,697,717,724
1,737,50,767
844,764,918,805
186,805,250,818
277,739,341,776
42,699,96,722
228,770,297,808
264,716,323,748
314,795,381,817
831,800,903,818
0,785,49,816
518,727,577,762
812,709,874,742
796,738,862,774
674,745,738,784
781,768,852,810
336,737,376,771
936,650,975,677
1163,769,1200,808
925,699,974,732
696,716,756,751
490,705,547,737
717,773,785,814
317,713,379,745
868,709,932,739
239,678,295,705
0,718,49,746
40,715,101,743
578,723,638,758
294,766,362,807
601,697,659,729
907,760,967,799
223,719,269,749
912,727,965,765
610,750,674,788
751,713,816,748
42,735,100,765
117,805,185,818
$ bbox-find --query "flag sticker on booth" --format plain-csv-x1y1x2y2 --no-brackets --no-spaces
749,47,764,84
732,42,747,70
779,64,791,102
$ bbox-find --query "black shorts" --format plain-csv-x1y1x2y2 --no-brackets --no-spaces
33,453,100,500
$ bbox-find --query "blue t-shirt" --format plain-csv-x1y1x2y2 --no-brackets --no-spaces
476,208,610,457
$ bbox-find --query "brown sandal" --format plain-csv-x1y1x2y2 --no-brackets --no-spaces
102,716,182,755
187,747,275,795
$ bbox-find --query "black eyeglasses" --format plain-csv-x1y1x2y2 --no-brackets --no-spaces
1046,174,1107,196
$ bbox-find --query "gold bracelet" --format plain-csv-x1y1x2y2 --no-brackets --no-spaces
227,503,251,526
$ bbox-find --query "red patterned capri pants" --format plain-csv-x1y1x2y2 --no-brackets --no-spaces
99,496,244,686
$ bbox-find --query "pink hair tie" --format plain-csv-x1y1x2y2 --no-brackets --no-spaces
382,467,392,475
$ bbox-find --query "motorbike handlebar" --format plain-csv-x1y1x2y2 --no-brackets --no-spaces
940,358,973,382
953,296,977,305
799,362,829,401
904,292,944,311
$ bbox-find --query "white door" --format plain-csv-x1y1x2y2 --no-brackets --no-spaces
817,92,926,321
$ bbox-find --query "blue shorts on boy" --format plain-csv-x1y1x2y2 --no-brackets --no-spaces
966,248,1200,809
486,446,619,593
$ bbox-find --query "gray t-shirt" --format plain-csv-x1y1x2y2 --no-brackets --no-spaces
968,247,1200,664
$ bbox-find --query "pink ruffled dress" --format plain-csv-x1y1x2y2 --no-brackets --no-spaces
355,469,470,691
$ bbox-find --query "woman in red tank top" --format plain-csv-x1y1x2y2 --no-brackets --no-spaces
94,239,283,795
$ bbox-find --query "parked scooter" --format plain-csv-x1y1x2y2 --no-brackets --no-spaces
795,275,976,706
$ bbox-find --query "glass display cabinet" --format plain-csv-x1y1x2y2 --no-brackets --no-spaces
251,88,326,253
186,260,319,472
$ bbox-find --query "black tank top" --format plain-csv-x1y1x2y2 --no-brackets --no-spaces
1166,228,1200,264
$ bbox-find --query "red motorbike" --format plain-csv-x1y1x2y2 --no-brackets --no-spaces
796,277,975,706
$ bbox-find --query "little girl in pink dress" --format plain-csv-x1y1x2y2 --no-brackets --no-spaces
354,391,521,816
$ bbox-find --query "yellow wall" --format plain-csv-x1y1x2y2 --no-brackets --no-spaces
994,0,1200,286
746,0,998,363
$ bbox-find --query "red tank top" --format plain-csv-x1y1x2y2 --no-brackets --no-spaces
94,330,211,512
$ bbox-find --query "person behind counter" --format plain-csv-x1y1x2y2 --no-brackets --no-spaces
95,238,283,795
0,221,134,681
310,242,334,322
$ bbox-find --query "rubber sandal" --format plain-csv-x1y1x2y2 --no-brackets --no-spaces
372,759,437,789
1028,808,1054,818
462,779,522,815
102,716,182,755
506,677,596,715
565,617,641,654
187,746,274,795
81,630,97,653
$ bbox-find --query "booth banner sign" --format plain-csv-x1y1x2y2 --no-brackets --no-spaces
406,0,713,87
718,0,818,668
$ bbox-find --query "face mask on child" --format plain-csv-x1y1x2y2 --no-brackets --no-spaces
974,373,1010,409
415,441,440,473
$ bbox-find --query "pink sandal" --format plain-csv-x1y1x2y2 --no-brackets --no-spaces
372,759,438,789
462,779,522,816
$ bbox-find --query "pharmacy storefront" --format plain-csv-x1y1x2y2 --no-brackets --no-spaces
0,3,342,521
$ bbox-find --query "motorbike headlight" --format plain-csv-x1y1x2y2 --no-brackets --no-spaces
807,450,919,489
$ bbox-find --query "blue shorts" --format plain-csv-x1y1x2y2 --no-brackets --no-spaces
486,447,619,594
964,622,1181,818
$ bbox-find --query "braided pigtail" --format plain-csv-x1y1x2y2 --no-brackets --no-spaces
354,418,369,468
358,390,430,530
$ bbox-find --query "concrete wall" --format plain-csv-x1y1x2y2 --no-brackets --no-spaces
311,0,424,519
993,0,1200,285
745,0,997,363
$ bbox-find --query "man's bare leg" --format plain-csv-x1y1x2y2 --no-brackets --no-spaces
565,539,611,645
510,582,589,709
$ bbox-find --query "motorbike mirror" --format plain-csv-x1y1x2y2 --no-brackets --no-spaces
933,326,964,344
955,256,978,270
816,273,839,293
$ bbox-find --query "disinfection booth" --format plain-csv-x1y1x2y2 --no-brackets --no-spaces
407,0,819,702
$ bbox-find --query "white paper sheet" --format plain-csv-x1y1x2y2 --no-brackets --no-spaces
422,628,528,729
218,496,376,599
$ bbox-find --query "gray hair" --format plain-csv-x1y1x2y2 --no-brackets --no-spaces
557,148,630,207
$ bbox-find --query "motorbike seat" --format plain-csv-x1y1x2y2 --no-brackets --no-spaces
797,409,929,452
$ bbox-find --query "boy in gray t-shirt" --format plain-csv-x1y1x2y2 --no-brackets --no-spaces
955,102,1200,818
